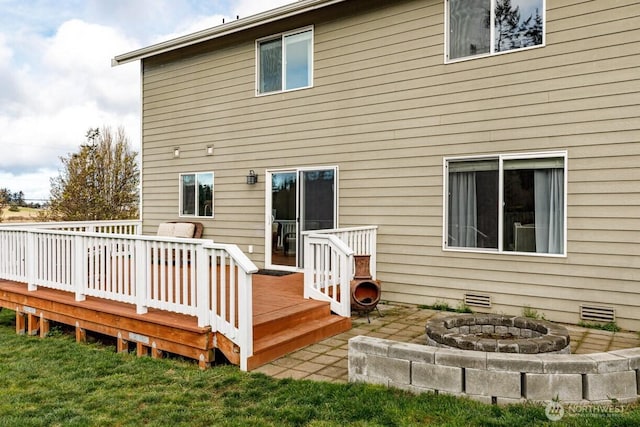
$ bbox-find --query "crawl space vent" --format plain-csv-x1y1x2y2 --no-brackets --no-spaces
464,293,492,308
580,305,615,323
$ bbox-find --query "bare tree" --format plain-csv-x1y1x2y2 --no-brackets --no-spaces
48,126,139,221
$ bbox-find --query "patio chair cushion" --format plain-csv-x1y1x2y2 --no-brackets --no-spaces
157,222,176,236
173,222,196,238
157,222,202,238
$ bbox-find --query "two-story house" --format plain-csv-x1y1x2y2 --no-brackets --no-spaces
114,0,640,329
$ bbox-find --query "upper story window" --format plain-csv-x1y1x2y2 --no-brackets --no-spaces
180,172,213,218
444,152,566,256
257,27,313,95
447,0,545,61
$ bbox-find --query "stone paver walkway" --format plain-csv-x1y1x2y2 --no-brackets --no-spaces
254,302,640,383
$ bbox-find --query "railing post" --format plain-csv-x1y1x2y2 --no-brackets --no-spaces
26,230,37,291
238,271,253,371
340,252,353,316
74,234,86,301
369,229,377,280
303,234,312,299
135,239,148,315
196,244,209,328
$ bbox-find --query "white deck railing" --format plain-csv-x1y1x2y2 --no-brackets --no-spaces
302,226,378,317
0,219,142,234
0,222,257,371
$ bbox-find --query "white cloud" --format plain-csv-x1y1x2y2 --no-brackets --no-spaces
41,19,139,113
0,34,11,62
0,18,141,199
0,0,297,201
0,169,58,203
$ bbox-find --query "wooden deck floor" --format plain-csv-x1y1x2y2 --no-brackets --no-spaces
0,272,351,370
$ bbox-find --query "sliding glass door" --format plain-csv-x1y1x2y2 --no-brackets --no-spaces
267,167,337,269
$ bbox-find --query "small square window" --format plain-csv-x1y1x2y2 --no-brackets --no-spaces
180,172,213,218
447,0,545,61
257,28,313,94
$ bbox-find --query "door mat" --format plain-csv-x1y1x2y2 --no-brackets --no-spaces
256,269,296,276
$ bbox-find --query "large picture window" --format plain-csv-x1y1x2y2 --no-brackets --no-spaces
447,0,545,61
257,27,313,95
180,172,213,218
445,152,566,255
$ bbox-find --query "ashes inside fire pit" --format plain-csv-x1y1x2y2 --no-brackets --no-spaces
426,314,571,354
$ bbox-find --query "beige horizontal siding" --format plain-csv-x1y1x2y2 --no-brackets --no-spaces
140,0,640,329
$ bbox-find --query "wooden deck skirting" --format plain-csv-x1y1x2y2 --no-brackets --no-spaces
0,272,351,370
0,279,216,368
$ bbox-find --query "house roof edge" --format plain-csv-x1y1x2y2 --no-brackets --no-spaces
112,0,347,66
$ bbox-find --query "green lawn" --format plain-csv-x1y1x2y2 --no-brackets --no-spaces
0,309,638,426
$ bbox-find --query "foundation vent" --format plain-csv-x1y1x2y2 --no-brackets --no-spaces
580,305,615,323
464,293,492,308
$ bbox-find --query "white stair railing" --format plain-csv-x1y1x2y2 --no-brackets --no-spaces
302,226,378,317
303,234,354,317
202,243,258,371
306,226,378,278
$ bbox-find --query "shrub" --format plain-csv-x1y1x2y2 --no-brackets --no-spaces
522,305,545,320
578,321,621,333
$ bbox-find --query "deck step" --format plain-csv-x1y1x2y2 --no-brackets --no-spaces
248,314,351,371
253,299,331,338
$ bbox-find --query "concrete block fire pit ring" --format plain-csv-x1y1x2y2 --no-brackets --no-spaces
426,314,571,354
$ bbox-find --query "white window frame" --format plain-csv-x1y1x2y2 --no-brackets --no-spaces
444,0,546,63
179,172,214,218
255,26,314,96
442,151,567,257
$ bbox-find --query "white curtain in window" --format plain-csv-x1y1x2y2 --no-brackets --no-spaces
449,0,490,60
450,172,477,247
534,169,564,254
259,39,282,93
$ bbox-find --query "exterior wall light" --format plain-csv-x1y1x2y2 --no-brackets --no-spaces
246,170,258,185
173,147,180,158
206,145,214,156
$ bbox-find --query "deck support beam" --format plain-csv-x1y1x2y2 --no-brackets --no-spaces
136,342,149,357
39,314,50,338
198,350,214,370
15,311,26,335
117,333,129,353
75,322,86,343
16,310,49,337
151,343,163,359
27,313,40,336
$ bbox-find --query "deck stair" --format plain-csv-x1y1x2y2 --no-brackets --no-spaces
247,272,351,370
249,299,351,370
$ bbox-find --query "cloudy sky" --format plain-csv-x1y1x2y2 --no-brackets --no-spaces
0,0,295,202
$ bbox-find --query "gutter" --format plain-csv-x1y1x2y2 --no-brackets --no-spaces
112,0,348,66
